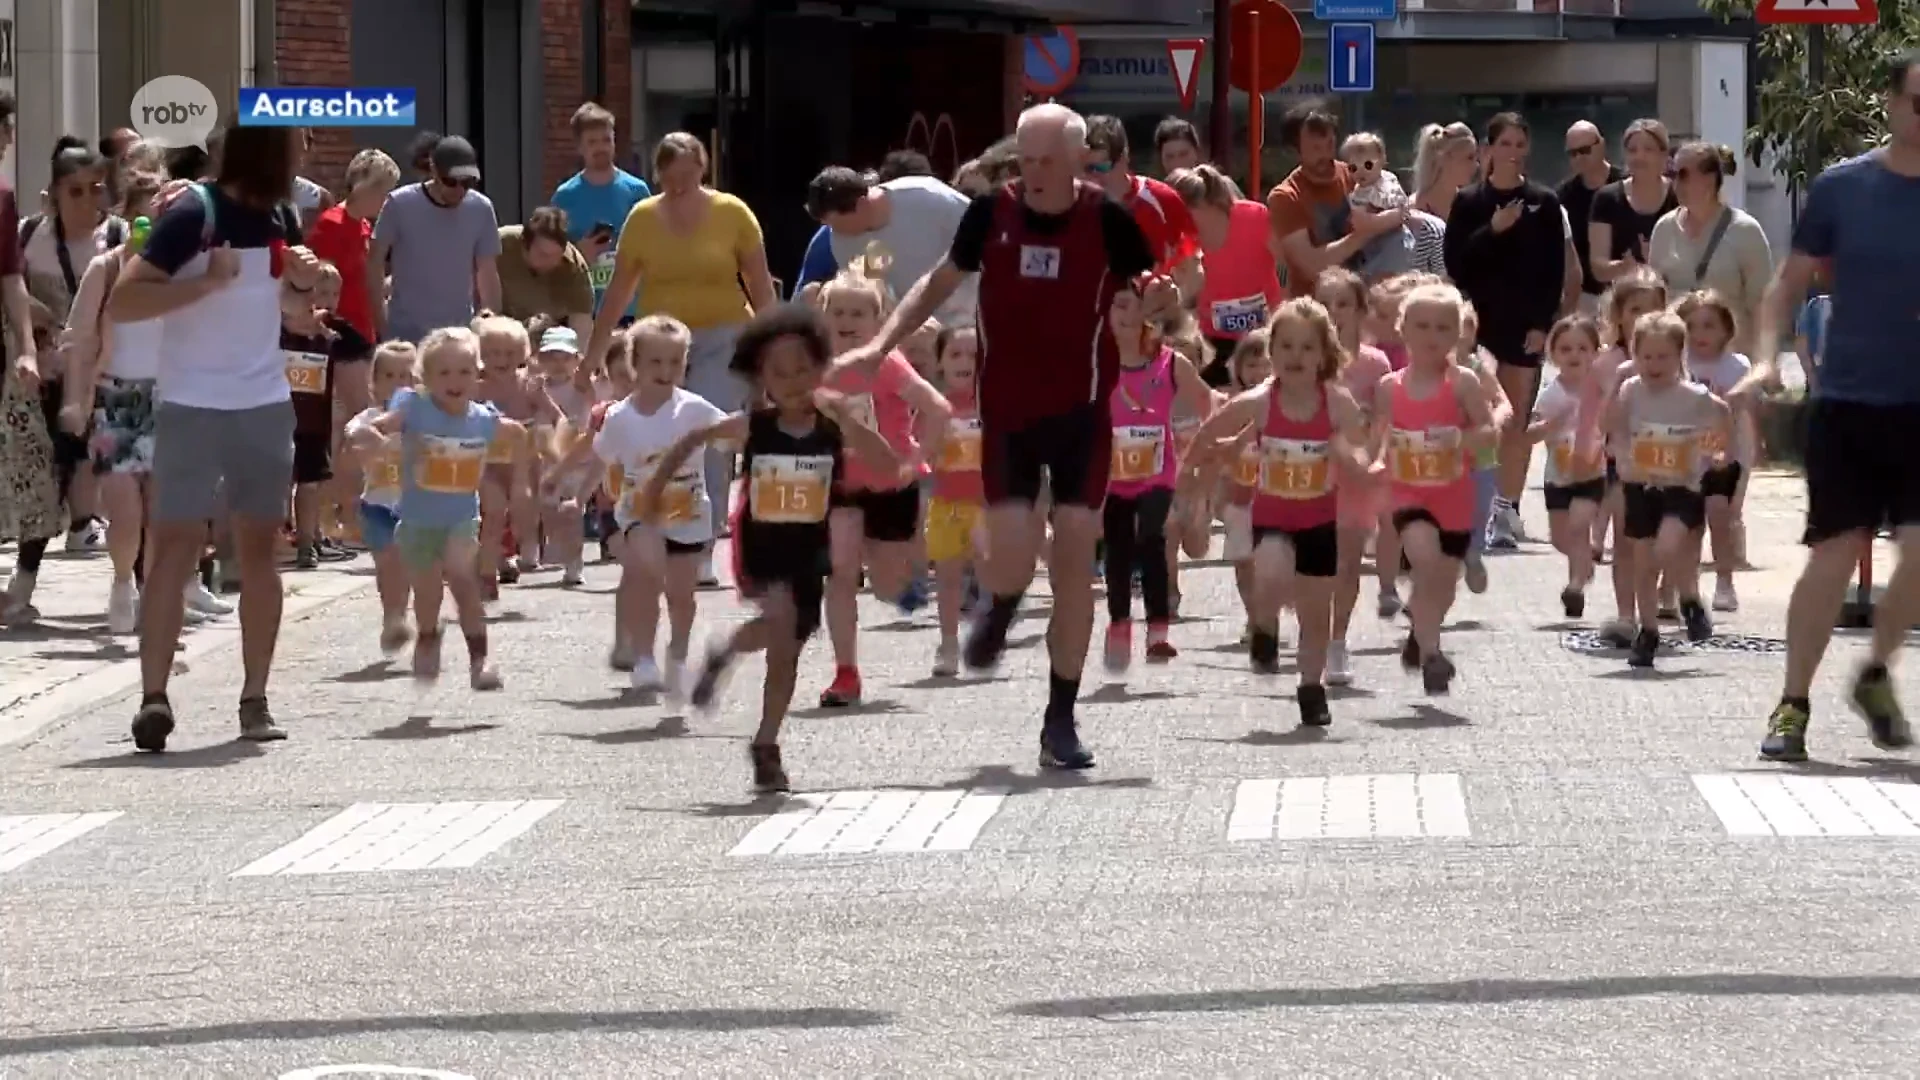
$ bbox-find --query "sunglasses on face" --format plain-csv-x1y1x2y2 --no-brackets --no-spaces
1567,143,1600,157
1084,161,1115,175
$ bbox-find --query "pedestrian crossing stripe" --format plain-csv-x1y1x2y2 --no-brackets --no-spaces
0,812,123,873
232,800,564,876
1228,774,1471,840
1693,774,1920,837
730,789,1008,856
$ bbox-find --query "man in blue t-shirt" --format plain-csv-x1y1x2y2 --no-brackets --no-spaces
550,102,650,322
1742,49,1920,763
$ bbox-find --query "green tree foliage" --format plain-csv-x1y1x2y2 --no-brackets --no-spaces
1699,0,1919,189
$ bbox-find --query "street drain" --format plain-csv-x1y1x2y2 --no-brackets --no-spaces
1559,630,1786,655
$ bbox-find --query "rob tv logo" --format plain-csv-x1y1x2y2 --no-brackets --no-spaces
139,99,209,126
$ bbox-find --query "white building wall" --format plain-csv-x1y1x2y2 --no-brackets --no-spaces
14,0,98,206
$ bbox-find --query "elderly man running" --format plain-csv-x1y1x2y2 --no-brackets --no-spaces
833,103,1173,769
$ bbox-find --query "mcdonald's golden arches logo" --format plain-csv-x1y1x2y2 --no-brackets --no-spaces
903,112,959,179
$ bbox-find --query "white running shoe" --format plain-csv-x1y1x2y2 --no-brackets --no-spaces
561,558,584,587
1326,641,1352,686
631,656,663,693
932,640,960,678
65,520,105,553
697,552,720,588
185,580,234,616
107,580,139,635
1712,580,1740,613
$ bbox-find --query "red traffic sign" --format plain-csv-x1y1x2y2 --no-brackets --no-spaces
1756,0,1878,22
1229,0,1305,94
1022,26,1082,96
1166,38,1206,111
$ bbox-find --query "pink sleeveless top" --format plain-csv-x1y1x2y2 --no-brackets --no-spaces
825,349,922,492
1108,348,1178,498
1385,368,1474,532
1251,385,1338,531
1195,201,1284,340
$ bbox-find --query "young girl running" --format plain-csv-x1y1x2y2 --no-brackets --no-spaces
1163,318,1215,613
1593,271,1669,645
353,327,525,689
343,341,419,653
1104,286,1213,670
1455,304,1513,596
1186,298,1369,725
1528,315,1609,616
1316,267,1393,684
926,324,984,677
816,260,952,706
647,304,902,793
1374,282,1498,694
535,326,598,582
474,316,557,594
1362,272,1430,615
1213,331,1272,645
1606,309,1730,667
1676,288,1753,613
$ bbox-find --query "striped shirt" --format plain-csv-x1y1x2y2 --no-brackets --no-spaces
1408,208,1447,279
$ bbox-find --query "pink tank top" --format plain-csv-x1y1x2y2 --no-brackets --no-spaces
1385,368,1474,532
1379,342,1410,372
1196,201,1284,340
1108,348,1177,498
932,390,985,504
826,349,921,492
1251,385,1338,530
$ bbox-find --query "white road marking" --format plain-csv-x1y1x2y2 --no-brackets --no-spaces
1695,774,1920,837
278,1067,477,1079
0,812,123,873
233,801,563,876
1229,774,1471,841
729,790,1006,856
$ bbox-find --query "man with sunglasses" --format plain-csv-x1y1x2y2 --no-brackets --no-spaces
1084,115,1198,278
1556,121,1622,316
366,135,502,344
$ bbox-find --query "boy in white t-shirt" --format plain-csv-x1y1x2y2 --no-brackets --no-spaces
342,341,421,654
552,315,725,694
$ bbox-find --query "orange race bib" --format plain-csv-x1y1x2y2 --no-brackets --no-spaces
1698,426,1729,460
1389,427,1463,487
1230,442,1261,488
940,417,982,473
484,427,518,466
605,464,626,500
1549,435,1576,479
749,453,832,524
368,451,402,497
1111,425,1166,484
415,434,487,494
284,350,328,396
624,481,697,525
1630,422,1697,484
1259,437,1331,499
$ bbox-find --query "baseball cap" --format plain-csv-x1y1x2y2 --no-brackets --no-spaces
431,136,482,183
805,166,871,220
539,327,580,355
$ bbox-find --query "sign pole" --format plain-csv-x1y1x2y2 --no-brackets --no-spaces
1210,0,1233,167
1248,8,1263,195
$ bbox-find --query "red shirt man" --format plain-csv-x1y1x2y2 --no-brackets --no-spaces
1121,174,1199,273
306,202,374,340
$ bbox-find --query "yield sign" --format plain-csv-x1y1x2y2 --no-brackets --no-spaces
1756,0,1878,24
1167,38,1206,112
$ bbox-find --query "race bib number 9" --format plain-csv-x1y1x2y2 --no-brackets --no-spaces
1259,437,1331,499
749,454,832,524
941,417,982,473
1210,294,1268,336
415,434,487,494
1389,427,1462,487
1631,423,1696,482
1111,425,1166,484
285,350,328,395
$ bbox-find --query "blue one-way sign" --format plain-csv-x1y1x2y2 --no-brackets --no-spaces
1328,23,1376,93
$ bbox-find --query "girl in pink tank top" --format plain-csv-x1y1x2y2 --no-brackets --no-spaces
1213,333,1273,637
1102,289,1212,672
1169,165,1283,376
1181,297,1369,728
816,262,955,708
1371,282,1498,695
1314,268,1399,685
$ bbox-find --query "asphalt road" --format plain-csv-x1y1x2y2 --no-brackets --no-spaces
4,484,1920,1078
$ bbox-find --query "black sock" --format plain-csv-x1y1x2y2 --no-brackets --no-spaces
71,515,90,533
1046,670,1079,721
1861,663,1889,683
1784,695,1812,712
989,592,1022,622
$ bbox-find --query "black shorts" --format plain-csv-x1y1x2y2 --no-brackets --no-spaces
1202,338,1238,387
37,379,87,474
1622,483,1705,540
1701,462,1745,501
1251,521,1338,578
1803,399,1920,544
1489,342,1544,372
982,403,1109,510
832,484,921,543
293,431,333,485
1543,477,1607,512
1390,507,1472,560
739,568,826,643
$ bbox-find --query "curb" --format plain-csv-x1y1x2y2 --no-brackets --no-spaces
0,572,374,750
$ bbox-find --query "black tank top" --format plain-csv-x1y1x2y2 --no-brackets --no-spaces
736,409,845,571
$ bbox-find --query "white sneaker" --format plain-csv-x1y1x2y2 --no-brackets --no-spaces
3,572,38,623
1326,640,1352,686
561,558,584,586
107,580,139,635
185,580,234,616
64,520,105,553
1487,504,1519,550
631,655,663,693
697,552,720,587
1712,580,1740,613
662,655,687,702
932,640,960,678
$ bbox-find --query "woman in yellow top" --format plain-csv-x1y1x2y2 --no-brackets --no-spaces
585,132,779,552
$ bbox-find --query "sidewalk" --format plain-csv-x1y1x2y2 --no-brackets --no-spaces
0,546,373,746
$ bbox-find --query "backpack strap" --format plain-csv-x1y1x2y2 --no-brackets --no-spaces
19,214,40,250
191,182,217,249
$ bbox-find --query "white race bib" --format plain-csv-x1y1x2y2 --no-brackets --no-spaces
591,251,617,291
1019,245,1062,280
1210,293,1268,336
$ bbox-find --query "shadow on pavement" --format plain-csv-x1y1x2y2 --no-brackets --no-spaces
1081,682,1176,704
329,660,410,683
0,1006,895,1055
1181,727,1343,747
555,716,691,745
63,739,267,770
790,698,915,719
543,691,656,711
1003,973,1920,1019
1591,667,1717,681
361,716,501,740
1374,705,1471,729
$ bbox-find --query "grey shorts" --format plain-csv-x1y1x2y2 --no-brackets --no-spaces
151,399,296,524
